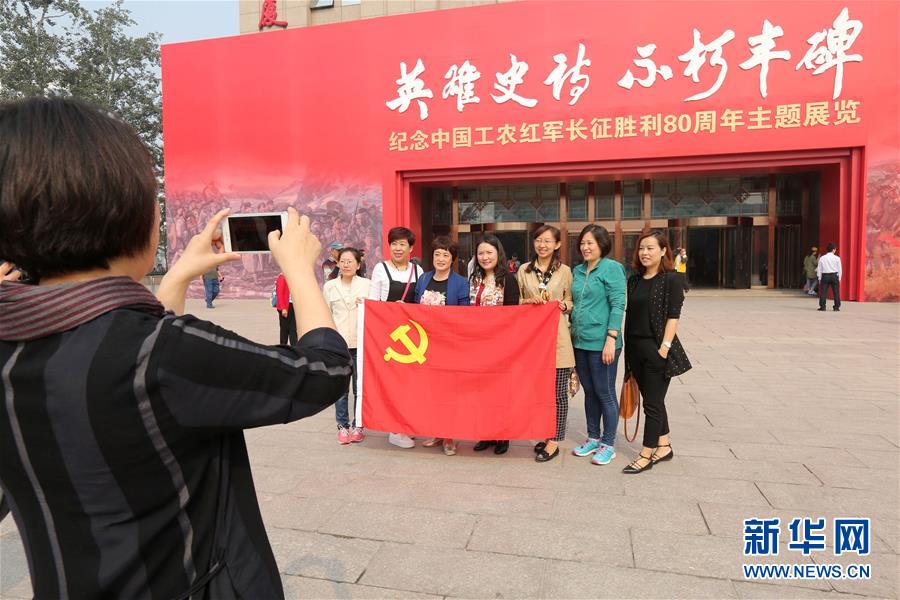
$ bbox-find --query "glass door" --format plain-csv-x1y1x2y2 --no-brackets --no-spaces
721,225,752,289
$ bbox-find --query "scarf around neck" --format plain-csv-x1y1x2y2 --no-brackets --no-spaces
0,276,165,342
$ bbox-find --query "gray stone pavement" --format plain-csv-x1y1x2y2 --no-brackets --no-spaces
2,291,898,599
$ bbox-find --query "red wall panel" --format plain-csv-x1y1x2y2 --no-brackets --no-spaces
161,0,899,300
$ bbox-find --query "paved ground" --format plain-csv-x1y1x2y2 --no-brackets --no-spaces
2,292,898,599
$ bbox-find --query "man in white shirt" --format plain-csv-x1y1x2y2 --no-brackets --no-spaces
816,243,842,311
368,226,423,448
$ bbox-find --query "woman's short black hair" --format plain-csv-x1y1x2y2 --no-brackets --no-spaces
0,97,157,279
388,226,415,246
577,224,613,258
431,235,458,261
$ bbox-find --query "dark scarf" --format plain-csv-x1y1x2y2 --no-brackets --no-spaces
0,276,165,342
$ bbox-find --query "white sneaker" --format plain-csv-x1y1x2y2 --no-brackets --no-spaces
388,433,415,448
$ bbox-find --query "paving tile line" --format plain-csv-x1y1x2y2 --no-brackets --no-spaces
283,573,445,599
364,543,845,600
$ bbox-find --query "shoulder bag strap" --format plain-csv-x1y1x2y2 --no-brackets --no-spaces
400,264,416,302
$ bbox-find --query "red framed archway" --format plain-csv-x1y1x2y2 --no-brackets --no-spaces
390,148,866,300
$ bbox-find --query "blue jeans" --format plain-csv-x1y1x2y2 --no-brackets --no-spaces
203,278,220,307
574,347,621,446
334,350,358,428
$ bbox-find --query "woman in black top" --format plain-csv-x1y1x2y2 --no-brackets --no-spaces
622,231,691,474
0,97,350,598
470,234,520,455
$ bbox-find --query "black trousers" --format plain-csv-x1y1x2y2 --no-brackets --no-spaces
625,336,671,448
819,273,841,309
278,304,298,345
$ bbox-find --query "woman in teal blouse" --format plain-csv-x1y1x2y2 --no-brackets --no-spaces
570,225,627,466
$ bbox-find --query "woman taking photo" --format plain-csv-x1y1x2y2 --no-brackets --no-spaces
470,234,520,455
622,230,691,474
323,247,371,444
0,97,350,598
517,225,574,463
570,225,626,466
415,236,470,455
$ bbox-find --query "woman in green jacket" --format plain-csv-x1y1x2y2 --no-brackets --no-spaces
570,225,627,466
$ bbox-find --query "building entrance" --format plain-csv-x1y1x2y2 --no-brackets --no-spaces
684,223,754,288
418,171,819,290
687,228,719,287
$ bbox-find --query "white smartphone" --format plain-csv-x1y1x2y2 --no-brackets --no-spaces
222,212,288,253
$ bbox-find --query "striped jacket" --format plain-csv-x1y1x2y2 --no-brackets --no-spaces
0,302,351,599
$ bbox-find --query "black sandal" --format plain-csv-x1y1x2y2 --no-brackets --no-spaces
651,444,674,464
622,453,654,474
535,446,559,462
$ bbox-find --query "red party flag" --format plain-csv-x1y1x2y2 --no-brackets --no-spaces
357,301,559,440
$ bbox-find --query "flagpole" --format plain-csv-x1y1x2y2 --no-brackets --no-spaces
355,300,365,428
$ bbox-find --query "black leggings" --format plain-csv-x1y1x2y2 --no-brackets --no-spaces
279,304,298,345
625,336,671,448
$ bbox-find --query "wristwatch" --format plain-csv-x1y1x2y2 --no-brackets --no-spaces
662,340,672,349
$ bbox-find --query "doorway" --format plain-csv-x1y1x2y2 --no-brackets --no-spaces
686,228,720,287
457,227,532,275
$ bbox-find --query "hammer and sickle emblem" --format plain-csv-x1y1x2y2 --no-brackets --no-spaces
383,319,429,365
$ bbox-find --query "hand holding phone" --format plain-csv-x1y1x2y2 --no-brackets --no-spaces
156,208,241,314
222,212,288,253
268,208,321,274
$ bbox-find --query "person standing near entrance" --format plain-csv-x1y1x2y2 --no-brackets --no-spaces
517,225,574,463
324,248,370,444
416,236,470,456
570,225,626,466
369,226,423,448
804,246,819,295
622,231,692,474
674,246,690,292
817,243,842,311
471,234,520,455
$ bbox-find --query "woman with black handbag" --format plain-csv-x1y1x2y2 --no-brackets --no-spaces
622,231,691,474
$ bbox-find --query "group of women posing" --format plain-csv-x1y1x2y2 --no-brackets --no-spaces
324,224,690,474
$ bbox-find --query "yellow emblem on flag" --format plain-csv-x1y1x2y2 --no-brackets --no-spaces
383,319,429,364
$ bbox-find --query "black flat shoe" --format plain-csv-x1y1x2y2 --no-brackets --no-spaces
473,440,496,452
817,307,826,311
622,455,654,474
535,446,559,462
534,441,547,453
494,440,509,455
650,444,674,464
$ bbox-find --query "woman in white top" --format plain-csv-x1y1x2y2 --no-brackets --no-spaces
323,248,371,444
368,226,424,449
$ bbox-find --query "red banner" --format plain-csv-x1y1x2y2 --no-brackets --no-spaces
359,301,559,440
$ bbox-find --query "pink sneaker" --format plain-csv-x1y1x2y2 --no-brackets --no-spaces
350,427,365,443
337,427,351,444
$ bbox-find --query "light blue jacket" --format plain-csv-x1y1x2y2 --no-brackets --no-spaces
570,258,627,351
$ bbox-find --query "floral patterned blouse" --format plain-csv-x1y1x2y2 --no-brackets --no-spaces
470,277,505,306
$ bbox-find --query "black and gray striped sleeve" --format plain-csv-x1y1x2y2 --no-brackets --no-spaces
149,315,352,431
